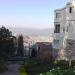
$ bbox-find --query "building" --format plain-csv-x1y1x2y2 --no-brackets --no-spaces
23,35,53,57
53,0,75,60
36,42,52,62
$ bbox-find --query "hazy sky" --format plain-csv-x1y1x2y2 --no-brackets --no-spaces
0,0,69,29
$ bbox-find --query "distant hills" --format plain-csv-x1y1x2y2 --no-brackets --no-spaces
9,27,53,36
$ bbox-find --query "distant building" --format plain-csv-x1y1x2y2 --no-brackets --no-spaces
23,35,53,57
53,0,75,60
36,42,52,62
24,35,53,44
24,41,52,62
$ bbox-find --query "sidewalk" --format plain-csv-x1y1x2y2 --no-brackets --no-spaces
0,63,20,75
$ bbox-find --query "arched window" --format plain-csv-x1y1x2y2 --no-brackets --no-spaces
54,24,60,33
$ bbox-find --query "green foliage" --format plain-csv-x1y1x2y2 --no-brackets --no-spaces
31,48,37,57
53,48,59,51
0,26,16,62
17,35,24,57
71,60,75,67
53,60,75,69
54,60,69,69
19,65,27,75
23,58,50,75
42,68,75,75
0,63,8,73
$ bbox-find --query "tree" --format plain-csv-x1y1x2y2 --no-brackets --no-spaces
9,36,17,56
17,35,24,57
31,48,37,57
0,26,16,62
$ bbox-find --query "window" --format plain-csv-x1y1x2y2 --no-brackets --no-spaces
56,13,60,18
69,7,72,13
54,24,60,33
56,13,58,18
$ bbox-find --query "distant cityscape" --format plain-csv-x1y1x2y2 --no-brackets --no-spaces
10,27,53,36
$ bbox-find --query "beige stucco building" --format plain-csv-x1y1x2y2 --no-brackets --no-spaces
53,0,75,60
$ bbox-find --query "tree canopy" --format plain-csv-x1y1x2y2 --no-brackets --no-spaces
0,26,16,62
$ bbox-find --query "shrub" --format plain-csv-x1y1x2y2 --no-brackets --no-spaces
42,68,75,75
0,63,8,73
54,60,69,69
71,60,75,67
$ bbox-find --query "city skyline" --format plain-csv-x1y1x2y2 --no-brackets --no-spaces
0,0,69,29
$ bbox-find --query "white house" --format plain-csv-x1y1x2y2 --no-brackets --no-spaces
53,0,75,60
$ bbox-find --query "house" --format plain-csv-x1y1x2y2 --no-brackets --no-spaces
53,0,75,60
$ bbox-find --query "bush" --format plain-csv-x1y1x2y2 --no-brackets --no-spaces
0,63,8,73
54,60,69,69
71,60,75,67
42,68,75,75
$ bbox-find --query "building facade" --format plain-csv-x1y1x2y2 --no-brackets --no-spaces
53,0,75,60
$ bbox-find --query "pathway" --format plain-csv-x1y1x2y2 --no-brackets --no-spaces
0,63,20,75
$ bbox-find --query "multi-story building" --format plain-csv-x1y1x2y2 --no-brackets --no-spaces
53,0,75,60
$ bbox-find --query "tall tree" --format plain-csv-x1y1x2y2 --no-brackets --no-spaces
17,35,24,57
0,26,16,62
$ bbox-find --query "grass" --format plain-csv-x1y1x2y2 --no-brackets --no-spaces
19,73,27,75
19,65,27,75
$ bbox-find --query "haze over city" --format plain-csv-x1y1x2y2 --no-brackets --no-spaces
0,0,69,29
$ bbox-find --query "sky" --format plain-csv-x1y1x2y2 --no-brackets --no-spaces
0,0,70,29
